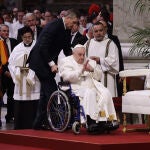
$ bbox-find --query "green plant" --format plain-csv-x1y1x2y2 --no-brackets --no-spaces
129,0,150,57
129,27,150,57
133,0,150,15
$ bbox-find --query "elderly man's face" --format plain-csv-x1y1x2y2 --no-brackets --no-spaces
26,15,36,27
93,24,105,41
0,26,9,39
65,17,79,30
73,47,85,64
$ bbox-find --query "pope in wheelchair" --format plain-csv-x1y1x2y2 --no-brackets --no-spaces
47,44,119,134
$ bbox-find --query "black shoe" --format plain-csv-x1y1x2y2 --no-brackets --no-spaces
33,124,51,130
104,121,119,131
87,123,105,134
5,117,14,124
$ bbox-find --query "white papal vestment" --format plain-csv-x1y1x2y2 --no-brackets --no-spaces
59,55,117,123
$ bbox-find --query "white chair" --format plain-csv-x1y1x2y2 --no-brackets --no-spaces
119,69,150,133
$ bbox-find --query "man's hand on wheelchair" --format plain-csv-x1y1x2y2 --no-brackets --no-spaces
51,64,58,73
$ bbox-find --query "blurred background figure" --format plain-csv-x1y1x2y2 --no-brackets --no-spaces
12,7,18,23
17,13,42,43
79,15,87,35
0,39,8,127
12,9,25,39
2,11,13,38
59,10,68,18
41,10,57,27
71,21,84,47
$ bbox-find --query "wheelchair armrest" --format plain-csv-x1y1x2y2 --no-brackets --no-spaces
58,81,71,91
58,81,70,86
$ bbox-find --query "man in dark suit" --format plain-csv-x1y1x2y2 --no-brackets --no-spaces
0,24,18,123
71,21,84,47
17,13,42,43
27,9,80,130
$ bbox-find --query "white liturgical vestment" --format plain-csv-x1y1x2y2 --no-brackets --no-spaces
59,55,117,123
8,41,40,100
85,38,119,97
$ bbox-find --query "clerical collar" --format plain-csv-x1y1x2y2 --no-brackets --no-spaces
24,41,33,47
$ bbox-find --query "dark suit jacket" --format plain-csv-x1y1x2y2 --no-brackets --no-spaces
77,35,89,45
2,38,18,92
27,18,72,80
17,26,43,43
2,38,18,73
71,32,84,48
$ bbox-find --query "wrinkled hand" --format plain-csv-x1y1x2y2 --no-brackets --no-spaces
51,64,58,73
90,56,100,64
83,60,94,72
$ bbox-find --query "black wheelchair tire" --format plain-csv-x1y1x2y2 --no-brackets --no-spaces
47,90,71,132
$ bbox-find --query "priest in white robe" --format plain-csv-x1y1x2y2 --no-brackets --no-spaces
84,22,119,97
58,44,118,132
8,26,40,129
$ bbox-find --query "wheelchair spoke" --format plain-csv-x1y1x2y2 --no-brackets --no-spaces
47,90,71,131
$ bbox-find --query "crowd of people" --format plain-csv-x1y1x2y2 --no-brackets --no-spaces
0,3,123,134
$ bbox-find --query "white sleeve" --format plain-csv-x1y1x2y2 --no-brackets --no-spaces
58,58,83,83
100,42,119,73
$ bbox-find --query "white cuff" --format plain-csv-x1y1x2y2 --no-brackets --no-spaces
48,61,55,67
26,69,35,86
15,67,21,82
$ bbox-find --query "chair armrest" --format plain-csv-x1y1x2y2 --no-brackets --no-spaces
119,69,150,95
119,69,150,78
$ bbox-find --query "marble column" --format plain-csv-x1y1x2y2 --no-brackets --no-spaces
113,0,149,43
113,0,150,69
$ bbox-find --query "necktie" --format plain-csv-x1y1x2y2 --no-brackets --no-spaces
71,34,74,44
4,39,9,57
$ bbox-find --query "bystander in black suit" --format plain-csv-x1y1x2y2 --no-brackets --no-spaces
27,9,80,130
0,24,18,123
17,13,42,43
71,21,84,47
71,31,83,47
71,22,93,47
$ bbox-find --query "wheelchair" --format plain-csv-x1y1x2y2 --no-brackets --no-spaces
47,81,119,134
47,81,86,134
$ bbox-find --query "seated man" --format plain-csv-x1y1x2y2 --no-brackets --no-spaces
58,44,119,133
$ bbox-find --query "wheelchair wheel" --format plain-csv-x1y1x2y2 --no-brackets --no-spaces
47,90,71,132
72,121,80,134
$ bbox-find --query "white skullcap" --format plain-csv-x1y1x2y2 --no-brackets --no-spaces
72,44,85,52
